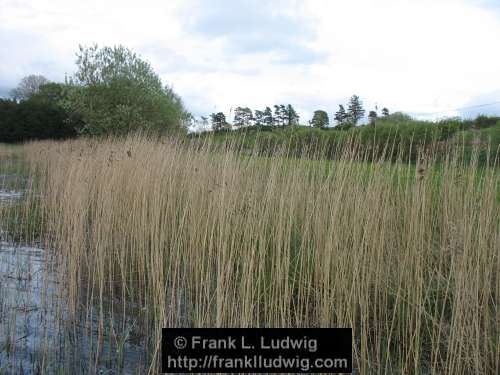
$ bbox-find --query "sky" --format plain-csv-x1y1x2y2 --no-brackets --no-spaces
1,0,500,123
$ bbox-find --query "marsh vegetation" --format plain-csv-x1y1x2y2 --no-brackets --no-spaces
0,135,497,374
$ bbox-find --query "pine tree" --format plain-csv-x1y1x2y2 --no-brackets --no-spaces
211,112,228,131
334,105,348,126
234,107,253,127
347,95,365,125
285,104,300,126
263,107,273,127
254,110,264,127
273,105,287,126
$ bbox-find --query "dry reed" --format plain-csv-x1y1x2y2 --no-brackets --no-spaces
10,134,500,374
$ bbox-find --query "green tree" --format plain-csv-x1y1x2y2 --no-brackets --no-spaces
65,44,188,135
263,107,273,127
0,96,77,142
347,95,365,125
474,115,499,129
32,83,64,104
31,82,85,132
234,107,253,127
273,104,287,127
382,107,390,117
285,104,300,126
211,112,229,131
311,110,329,128
10,75,50,101
254,110,264,127
383,112,413,122
334,105,348,127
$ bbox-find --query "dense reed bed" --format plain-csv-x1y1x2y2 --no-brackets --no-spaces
6,135,499,374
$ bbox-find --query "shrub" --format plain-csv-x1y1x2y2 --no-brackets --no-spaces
65,44,189,136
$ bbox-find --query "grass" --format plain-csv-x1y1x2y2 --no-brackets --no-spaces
1,135,499,374
191,119,500,166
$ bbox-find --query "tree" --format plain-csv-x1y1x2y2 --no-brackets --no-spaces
0,96,77,143
311,110,329,128
347,95,365,126
65,44,188,135
211,112,229,131
32,82,64,104
30,82,85,133
273,104,287,127
382,107,390,117
10,75,50,101
284,104,300,126
233,107,253,128
334,105,348,126
368,110,378,127
263,107,273,127
254,110,264,127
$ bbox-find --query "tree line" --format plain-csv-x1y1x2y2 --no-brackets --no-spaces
0,45,189,143
204,95,390,132
0,80,80,142
209,104,300,131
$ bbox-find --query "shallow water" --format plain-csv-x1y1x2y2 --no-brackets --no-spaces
0,191,24,203
0,241,61,373
0,189,148,374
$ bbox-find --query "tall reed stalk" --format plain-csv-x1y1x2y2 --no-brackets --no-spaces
18,135,500,374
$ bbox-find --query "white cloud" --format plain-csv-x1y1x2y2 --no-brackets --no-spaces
1,0,500,121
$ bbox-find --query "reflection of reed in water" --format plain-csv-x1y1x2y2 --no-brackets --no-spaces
0,152,148,374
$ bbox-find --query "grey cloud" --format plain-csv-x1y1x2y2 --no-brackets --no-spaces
0,27,70,88
139,45,193,73
139,44,261,76
184,0,325,65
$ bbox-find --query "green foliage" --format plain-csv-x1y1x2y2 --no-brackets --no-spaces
211,112,229,131
263,107,274,127
254,110,264,127
377,111,413,123
347,95,365,125
65,44,188,136
0,93,77,143
273,105,287,126
285,104,300,126
334,105,349,128
473,115,500,129
234,107,253,127
456,122,500,164
311,110,329,128
193,113,500,165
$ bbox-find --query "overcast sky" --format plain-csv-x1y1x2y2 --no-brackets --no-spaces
1,0,500,121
